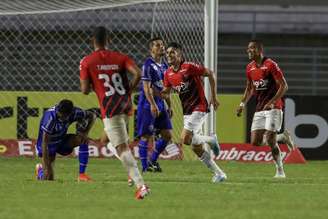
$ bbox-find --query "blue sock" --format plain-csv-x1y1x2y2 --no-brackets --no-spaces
150,138,168,163
138,140,148,171
79,144,89,174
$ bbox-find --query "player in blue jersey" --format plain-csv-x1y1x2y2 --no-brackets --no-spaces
137,37,173,172
35,99,96,181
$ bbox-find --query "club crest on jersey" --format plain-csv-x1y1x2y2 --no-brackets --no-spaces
253,79,268,90
173,81,189,93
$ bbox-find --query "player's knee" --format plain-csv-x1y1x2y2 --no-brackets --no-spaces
251,140,262,146
182,134,192,145
191,144,204,157
265,133,276,147
116,143,129,155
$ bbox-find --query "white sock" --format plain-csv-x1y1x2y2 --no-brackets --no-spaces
120,150,144,188
192,134,216,145
200,151,225,175
274,144,284,169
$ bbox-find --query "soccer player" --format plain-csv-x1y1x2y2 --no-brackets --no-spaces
137,37,172,173
35,99,96,181
236,39,295,178
80,26,149,199
162,42,227,183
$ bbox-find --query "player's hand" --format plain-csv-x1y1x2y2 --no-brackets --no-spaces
210,96,220,111
263,102,274,110
236,106,244,117
151,104,160,117
167,108,173,118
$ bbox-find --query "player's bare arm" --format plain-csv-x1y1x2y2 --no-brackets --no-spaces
127,64,142,92
160,86,171,100
41,132,54,180
263,76,288,110
143,81,159,117
203,68,219,110
80,79,91,95
236,78,253,117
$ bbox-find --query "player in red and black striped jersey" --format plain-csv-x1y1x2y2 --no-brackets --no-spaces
80,26,149,199
162,42,227,183
236,39,295,178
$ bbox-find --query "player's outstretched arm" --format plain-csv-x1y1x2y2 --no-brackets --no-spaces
203,69,219,110
41,132,54,180
127,64,142,92
236,78,253,117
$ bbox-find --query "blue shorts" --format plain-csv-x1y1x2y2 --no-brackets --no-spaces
36,134,74,157
137,108,172,137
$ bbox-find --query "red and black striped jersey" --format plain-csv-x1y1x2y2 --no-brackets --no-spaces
163,61,208,115
246,57,284,112
80,49,135,118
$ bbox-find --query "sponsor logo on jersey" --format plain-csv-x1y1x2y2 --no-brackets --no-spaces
173,81,189,93
253,79,268,90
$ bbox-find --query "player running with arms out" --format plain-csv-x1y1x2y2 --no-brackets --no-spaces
35,99,96,182
137,37,172,173
236,39,295,178
80,26,149,199
162,42,227,183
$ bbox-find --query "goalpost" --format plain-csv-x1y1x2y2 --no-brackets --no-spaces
0,0,218,142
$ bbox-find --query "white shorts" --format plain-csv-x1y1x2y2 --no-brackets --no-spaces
183,111,207,133
103,114,129,147
251,109,283,132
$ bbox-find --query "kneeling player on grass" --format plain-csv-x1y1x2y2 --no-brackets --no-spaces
35,99,96,181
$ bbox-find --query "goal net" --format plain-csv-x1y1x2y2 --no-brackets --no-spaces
0,0,205,144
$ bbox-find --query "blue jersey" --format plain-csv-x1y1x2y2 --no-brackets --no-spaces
36,106,87,149
138,57,168,112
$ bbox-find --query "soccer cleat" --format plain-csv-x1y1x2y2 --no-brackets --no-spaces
208,134,220,157
128,176,134,187
142,165,154,173
283,130,296,152
274,168,286,178
212,173,227,183
135,185,150,200
35,163,44,180
148,161,162,172
78,173,93,182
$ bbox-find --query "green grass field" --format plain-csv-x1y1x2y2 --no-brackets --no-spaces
1,157,328,219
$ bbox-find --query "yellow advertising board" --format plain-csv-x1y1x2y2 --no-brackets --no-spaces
0,91,245,142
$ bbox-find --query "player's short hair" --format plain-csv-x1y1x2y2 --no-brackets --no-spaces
167,42,183,51
148,37,164,49
57,99,74,115
93,26,109,46
249,39,264,50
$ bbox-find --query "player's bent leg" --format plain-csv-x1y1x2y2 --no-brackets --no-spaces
277,130,296,152
65,134,92,182
192,143,227,183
